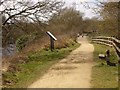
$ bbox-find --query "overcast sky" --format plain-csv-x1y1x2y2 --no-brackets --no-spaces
31,0,100,19
62,0,100,19
62,0,119,19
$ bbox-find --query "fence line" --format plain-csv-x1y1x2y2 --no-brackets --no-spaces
92,36,120,58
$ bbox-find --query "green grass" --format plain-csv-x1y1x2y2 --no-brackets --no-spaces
91,43,118,88
3,42,80,88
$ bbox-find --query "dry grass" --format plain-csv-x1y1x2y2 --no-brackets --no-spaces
2,40,79,88
2,33,77,73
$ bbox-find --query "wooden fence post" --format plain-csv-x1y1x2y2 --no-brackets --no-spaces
50,37,54,51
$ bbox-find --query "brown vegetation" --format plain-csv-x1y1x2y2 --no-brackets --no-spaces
2,7,85,72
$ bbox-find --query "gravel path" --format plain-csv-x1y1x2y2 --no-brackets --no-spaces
28,36,94,88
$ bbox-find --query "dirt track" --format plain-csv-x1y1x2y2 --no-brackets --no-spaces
28,36,94,88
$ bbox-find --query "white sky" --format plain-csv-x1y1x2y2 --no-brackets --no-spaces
62,0,100,19
62,0,120,19
31,0,100,19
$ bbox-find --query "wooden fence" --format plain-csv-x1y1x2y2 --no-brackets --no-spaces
92,36,120,58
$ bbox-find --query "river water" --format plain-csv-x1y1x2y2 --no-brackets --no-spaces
2,44,17,57
0,31,16,57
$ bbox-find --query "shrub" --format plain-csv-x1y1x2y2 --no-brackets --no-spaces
16,35,29,51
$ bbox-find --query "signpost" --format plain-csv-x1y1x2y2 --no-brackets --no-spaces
46,31,57,51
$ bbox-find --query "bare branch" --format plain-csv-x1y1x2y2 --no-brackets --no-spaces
1,0,64,25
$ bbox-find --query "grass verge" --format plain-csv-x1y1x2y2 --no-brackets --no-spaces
3,41,80,88
91,43,118,88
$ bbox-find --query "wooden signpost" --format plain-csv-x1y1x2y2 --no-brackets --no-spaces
46,31,57,51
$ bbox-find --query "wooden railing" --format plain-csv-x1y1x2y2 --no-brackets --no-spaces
92,36,120,58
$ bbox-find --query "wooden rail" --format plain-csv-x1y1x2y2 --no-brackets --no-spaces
92,36,120,58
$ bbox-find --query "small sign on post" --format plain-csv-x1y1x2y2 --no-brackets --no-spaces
46,31,57,51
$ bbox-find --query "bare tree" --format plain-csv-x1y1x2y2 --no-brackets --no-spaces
81,0,119,38
1,0,64,26
0,0,64,46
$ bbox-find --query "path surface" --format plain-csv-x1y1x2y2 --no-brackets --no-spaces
28,36,94,88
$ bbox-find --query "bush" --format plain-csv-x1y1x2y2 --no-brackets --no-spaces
16,35,29,51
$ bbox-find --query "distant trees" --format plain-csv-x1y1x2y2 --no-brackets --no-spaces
89,1,119,38
100,2,119,37
83,17,98,32
82,1,119,38
48,8,84,36
43,8,85,49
